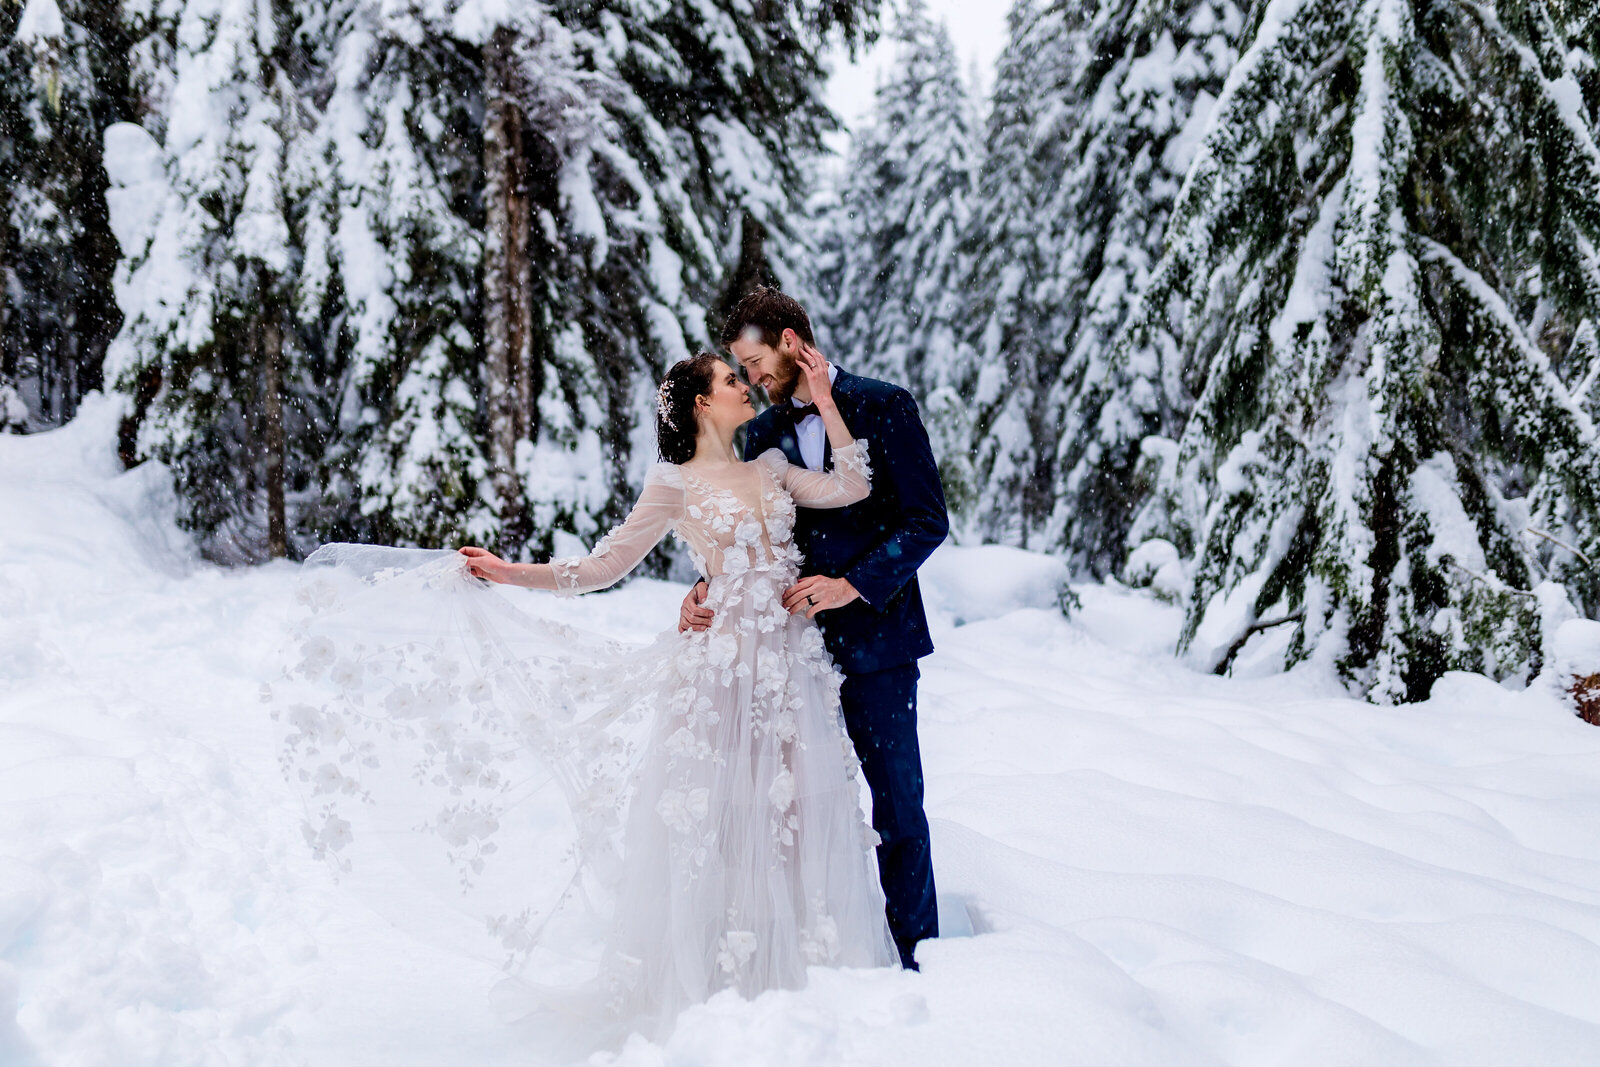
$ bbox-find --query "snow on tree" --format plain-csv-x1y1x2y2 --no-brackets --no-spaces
291,0,493,552
1038,0,1248,575
961,0,1078,546
2,0,129,430
1125,0,1600,701
818,0,980,526
957,0,1246,555
106,0,317,559
104,0,883,561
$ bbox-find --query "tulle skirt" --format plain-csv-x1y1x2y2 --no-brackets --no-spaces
273,546,895,1046
592,562,896,1037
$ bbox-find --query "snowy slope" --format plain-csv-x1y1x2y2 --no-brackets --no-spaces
4,400,1600,1066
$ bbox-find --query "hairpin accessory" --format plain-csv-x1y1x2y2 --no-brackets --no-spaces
656,379,676,431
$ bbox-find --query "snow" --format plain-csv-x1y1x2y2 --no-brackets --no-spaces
1547,619,1600,680
1409,454,1487,572
6,401,1600,1065
12,0,63,44
559,147,610,268
1267,177,1340,355
918,544,1067,626
101,124,167,256
1124,538,1185,602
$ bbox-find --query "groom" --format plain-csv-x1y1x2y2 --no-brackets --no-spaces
679,286,949,970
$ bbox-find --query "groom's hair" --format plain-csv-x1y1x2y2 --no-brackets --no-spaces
720,286,816,350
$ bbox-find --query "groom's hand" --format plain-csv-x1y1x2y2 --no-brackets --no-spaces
783,576,860,619
678,580,713,633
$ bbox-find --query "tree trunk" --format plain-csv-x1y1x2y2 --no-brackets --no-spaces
262,305,287,559
712,209,779,337
0,173,12,425
483,26,533,548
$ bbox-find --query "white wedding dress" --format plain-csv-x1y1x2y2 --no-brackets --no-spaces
275,442,896,1042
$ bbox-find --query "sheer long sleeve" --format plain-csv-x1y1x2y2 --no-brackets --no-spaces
536,465,686,596
758,443,871,509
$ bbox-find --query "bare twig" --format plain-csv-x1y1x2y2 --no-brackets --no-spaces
1214,613,1306,676
1524,527,1595,569
1442,557,1541,599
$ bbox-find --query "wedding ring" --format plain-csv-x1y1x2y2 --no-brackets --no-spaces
806,595,815,606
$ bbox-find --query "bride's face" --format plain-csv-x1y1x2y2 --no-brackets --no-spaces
695,362,755,437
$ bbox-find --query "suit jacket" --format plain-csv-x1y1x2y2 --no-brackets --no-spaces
743,368,949,675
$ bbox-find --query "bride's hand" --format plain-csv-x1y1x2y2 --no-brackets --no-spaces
797,344,834,409
459,546,514,584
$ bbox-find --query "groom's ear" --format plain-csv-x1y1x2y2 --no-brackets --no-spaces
779,328,799,354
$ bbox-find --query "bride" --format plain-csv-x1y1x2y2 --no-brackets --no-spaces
439,346,896,1034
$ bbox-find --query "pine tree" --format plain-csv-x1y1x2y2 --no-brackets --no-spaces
958,0,1247,557
1039,0,1248,575
106,0,317,560
1127,0,1600,701
962,0,1082,545
1,0,130,430
821,0,980,526
293,0,493,551
101,0,881,560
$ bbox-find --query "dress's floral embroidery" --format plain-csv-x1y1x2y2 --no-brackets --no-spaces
705,633,738,673
549,516,658,598
297,636,336,677
768,767,796,811
279,446,892,1027
765,492,796,545
800,894,841,963
551,557,585,595
835,440,872,481
754,647,788,708
656,787,710,834
716,930,758,974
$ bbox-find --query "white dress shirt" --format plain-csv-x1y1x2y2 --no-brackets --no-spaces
792,363,838,471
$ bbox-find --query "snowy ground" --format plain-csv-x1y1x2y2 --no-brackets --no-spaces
5,400,1600,1067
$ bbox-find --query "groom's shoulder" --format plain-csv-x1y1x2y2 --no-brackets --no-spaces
743,405,782,451
747,405,782,436
836,368,915,412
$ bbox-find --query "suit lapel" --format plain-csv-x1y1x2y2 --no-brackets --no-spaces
761,367,858,471
782,431,805,468
775,412,805,468
825,368,864,472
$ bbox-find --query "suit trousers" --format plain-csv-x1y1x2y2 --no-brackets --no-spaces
838,662,937,967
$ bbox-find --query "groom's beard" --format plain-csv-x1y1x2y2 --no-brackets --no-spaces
764,353,802,406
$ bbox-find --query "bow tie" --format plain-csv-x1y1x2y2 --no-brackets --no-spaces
789,402,820,421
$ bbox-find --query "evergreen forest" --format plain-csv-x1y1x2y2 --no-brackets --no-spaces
6,0,1600,701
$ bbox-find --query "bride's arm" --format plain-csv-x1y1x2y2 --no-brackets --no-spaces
461,467,685,595
767,343,871,508
762,443,871,509
800,343,854,453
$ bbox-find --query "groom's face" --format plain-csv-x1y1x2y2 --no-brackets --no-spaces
730,328,802,405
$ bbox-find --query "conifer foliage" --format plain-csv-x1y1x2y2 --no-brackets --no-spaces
819,0,980,522
107,0,317,559
1039,0,1247,574
95,0,881,560
958,0,1246,555
1,0,129,431
1127,0,1600,700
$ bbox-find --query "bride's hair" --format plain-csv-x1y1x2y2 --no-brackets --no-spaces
656,352,725,464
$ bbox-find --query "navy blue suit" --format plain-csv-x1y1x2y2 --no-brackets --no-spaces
744,368,948,966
